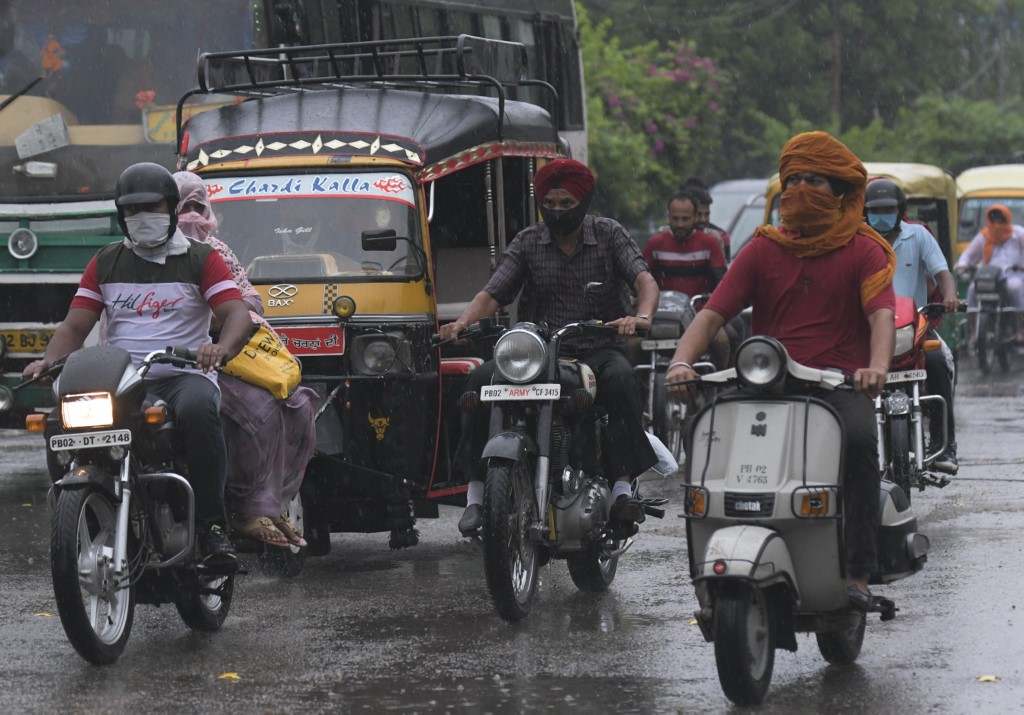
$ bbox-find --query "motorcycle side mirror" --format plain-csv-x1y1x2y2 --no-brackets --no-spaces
361,229,398,252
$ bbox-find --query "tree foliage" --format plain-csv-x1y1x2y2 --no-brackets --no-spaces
579,0,1024,223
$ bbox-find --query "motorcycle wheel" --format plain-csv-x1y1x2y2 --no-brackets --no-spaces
976,313,992,375
815,610,866,665
300,477,331,557
653,371,686,463
175,574,234,632
713,584,774,706
51,487,135,665
482,458,539,622
567,545,619,592
889,416,913,504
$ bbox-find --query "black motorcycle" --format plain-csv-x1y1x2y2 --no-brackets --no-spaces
960,264,1018,374
438,319,666,622
18,345,234,665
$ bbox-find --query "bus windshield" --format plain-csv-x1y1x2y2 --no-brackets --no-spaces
0,0,256,127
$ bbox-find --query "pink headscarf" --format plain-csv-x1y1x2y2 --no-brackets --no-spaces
173,170,219,242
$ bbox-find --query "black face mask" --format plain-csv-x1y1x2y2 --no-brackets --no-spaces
540,201,590,237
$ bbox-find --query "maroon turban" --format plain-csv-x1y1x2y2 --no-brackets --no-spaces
534,158,596,203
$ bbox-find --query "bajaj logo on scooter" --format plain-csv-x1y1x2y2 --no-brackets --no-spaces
268,284,298,307
751,411,767,436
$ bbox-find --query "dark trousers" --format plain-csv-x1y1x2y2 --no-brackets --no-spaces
924,346,956,449
147,374,227,526
457,347,657,482
817,389,880,581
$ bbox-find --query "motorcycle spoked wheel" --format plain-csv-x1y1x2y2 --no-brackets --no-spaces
976,313,993,375
255,492,306,578
175,572,234,632
567,545,619,593
713,583,775,706
51,487,136,665
482,458,540,622
889,415,913,504
815,609,866,665
653,371,686,463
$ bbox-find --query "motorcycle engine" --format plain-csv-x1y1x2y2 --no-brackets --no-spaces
154,502,190,556
553,477,610,552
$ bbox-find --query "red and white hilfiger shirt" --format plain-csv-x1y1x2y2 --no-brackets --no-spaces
71,240,243,381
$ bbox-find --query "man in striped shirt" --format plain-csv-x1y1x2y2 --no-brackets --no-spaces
643,193,726,297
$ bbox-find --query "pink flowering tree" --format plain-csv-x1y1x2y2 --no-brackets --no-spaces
578,4,728,227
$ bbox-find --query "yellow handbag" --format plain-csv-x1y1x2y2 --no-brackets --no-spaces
223,324,301,399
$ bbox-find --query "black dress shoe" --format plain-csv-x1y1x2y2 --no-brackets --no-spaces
459,504,483,535
933,449,959,475
201,523,240,574
609,495,644,525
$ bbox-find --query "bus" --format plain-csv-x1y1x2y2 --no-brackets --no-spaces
0,0,585,416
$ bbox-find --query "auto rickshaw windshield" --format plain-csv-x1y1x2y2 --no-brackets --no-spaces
205,171,422,282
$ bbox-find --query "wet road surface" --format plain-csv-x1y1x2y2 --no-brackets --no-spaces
1,370,1023,712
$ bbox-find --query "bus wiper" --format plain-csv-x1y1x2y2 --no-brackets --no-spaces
0,76,44,115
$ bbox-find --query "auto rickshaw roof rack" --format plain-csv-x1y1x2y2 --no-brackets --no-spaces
175,34,560,152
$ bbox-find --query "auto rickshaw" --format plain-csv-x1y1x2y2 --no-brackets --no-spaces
175,35,566,553
955,164,1024,260
765,162,962,348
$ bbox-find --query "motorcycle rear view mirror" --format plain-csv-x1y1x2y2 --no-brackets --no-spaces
361,229,398,252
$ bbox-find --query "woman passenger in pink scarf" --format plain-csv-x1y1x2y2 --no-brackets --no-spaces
174,171,318,550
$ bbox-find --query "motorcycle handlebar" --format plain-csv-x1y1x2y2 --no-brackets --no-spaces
919,301,968,315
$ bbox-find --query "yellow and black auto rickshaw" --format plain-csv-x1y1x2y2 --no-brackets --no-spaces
176,36,566,552
956,164,1024,260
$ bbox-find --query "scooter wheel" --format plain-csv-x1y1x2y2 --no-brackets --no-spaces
713,584,774,706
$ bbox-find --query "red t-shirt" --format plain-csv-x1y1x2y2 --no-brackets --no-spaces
643,229,726,295
706,232,895,374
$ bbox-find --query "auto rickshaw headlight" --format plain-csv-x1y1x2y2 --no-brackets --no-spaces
332,296,357,319
8,228,38,260
362,340,397,374
494,329,547,384
0,385,13,413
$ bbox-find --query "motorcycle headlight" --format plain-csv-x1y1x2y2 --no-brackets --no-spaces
494,328,547,383
362,340,396,374
735,337,787,388
893,325,915,357
61,392,114,429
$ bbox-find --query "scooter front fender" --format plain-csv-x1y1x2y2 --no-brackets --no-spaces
695,524,799,601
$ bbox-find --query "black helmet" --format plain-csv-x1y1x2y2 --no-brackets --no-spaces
114,162,179,239
864,178,906,213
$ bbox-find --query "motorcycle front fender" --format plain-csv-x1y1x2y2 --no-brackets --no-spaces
481,431,538,464
695,524,799,600
53,464,120,502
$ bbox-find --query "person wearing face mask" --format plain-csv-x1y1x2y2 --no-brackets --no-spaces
173,171,318,550
956,203,1024,343
864,178,960,472
438,158,661,536
23,163,253,574
667,131,897,612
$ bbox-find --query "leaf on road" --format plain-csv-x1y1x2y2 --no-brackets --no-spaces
688,618,699,625
33,612,54,618
977,675,1000,683
217,672,241,682
21,503,31,507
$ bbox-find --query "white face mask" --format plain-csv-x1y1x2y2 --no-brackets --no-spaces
125,212,171,248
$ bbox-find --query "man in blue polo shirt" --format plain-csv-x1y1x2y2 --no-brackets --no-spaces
865,179,959,472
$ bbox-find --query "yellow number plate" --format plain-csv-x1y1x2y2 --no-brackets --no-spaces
2,329,54,354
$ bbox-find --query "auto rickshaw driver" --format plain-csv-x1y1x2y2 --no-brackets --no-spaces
438,158,661,536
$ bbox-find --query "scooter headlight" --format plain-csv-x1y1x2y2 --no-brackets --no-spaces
893,325,915,356
61,392,114,429
735,337,787,388
494,328,547,383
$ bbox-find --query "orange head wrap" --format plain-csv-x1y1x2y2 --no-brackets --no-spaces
982,203,1013,265
757,131,896,306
